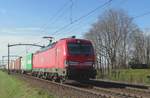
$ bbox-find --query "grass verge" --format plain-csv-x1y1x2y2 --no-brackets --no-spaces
108,69,150,85
0,71,54,98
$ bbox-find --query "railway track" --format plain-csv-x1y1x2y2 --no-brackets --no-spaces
66,81,143,98
76,81,150,98
92,87,143,98
87,80,150,98
91,79,150,89
14,73,110,98
12,73,150,98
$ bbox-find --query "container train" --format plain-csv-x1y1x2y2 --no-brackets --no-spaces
6,38,96,82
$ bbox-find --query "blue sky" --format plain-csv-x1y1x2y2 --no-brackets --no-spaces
0,0,149,37
0,0,150,58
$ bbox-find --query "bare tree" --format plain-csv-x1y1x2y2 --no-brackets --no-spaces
129,30,146,65
85,9,139,76
144,29,150,66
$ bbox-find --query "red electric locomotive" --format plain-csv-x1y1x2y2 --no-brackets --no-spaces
32,38,96,82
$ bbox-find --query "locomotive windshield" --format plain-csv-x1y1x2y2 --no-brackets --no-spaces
68,43,94,55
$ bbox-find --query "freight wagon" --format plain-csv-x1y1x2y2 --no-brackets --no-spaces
21,53,33,73
9,60,15,71
14,57,21,72
9,57,21,72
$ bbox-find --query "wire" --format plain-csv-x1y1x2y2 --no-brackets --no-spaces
37,0,112,40
39,0,71,34
51,0,113,36
133,11,150,19
70,0,73,23
57,1,150,39
5,0,113,58
55,0,116,38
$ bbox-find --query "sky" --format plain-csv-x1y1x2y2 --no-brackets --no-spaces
0,0,150,62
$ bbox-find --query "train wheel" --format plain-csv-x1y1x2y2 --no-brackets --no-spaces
52,77,57,82
59,78,65,84
59,79,63,84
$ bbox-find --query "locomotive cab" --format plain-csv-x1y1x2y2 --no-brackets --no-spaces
65,39,96,80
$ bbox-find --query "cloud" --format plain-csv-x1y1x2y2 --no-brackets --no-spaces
0,27,82,60
0,27,44,36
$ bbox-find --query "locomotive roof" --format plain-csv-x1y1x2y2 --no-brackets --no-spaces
60,38,91,43
35,42,57,53
34,38,92,54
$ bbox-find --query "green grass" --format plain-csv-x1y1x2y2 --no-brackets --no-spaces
0,71,54,98
107,69,150,85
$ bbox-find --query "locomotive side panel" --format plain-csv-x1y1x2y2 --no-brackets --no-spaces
33,47,56,69
55,41,66,69
32,41,67,79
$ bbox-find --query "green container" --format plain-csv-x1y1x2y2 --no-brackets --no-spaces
21,53,33,71
26,53,33,70
21,55,26,70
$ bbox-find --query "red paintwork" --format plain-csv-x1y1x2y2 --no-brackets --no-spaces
14,57,21,70
32,38,95,70
65,39,95,69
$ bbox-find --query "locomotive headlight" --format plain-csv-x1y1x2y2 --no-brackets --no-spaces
65,61,79,66
64,60,69,67
64,60,78,67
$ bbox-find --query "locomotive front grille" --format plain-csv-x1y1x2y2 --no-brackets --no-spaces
66,66,96,79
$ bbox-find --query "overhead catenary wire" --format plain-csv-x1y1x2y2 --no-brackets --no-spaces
133,11,150,19
21,1,150,56
10,1,150,60
56,0,114,38
24,1,72,49
56,16,90,38
30,5,150,54
39,0,71,34
25,1,72,52
51,0,113,36
69,0,74,24
57,1,150,39
27,0,72,49
35,0,113,41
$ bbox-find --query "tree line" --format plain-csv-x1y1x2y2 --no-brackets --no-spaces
84,9,150,76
